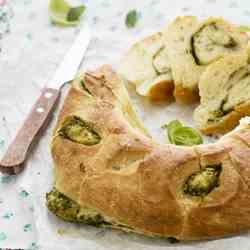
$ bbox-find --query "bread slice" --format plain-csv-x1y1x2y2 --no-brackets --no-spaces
164,16,249,104
194,47,250,135
136,73,174,103
49,65,250,240
119,32,174,103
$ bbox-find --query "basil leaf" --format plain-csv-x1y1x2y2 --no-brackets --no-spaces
172,127,203,146
49,0,85,27
162,120,182,144
162,120,203,146
238,25,250,33
125,10,138,28
67,6,85,22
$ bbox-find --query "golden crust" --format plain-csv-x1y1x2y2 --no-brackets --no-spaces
174,85,200,105
148,79,174,103
51,65,250,240
199,110,243,135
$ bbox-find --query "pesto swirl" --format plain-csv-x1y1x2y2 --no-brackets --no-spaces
183,165,222,197
58,116,101,145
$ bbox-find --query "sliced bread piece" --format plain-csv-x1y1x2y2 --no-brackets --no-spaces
164,16,249,104
194,47,250,135
119,32,174,102
136,73,174,103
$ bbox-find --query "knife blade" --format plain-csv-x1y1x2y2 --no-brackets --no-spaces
0,23,91,175
48,23,91,89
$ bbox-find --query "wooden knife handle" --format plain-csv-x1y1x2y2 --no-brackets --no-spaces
0,87,60,175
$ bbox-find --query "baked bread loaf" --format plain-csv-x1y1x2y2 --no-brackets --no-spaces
118,32,174,103
48,65,250,240
194,46,250,135
164,16,249,104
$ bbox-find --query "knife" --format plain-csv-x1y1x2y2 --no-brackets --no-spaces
0,23,91,175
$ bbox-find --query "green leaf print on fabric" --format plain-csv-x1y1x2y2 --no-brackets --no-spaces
26,32,33,40
19,190,29,198
27,242,39,250
2,212,14,219
24,224,32,232
0,138,4,148
0,175,14,184
0,232,7,241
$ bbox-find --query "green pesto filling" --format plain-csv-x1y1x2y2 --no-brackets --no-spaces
58,116,101,145
80,79,92,94
46,188,181,241
207,98,234,124
191,23,237,66
46,188,108,226
183,165,222,197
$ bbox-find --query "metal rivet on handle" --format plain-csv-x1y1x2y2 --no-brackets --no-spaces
37,107,44,113
45,92,53,98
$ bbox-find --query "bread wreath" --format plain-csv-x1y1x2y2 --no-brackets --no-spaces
48,65,250,240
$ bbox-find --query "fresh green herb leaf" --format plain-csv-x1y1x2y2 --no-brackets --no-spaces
162,120,182,144
238,25,250,33
162,120,182,130
67,6,85,22
49,0,86,27
125,10,139,28
162,120,203,146
172,127,203,146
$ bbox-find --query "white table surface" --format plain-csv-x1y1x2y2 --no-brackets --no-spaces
1,0,250,249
